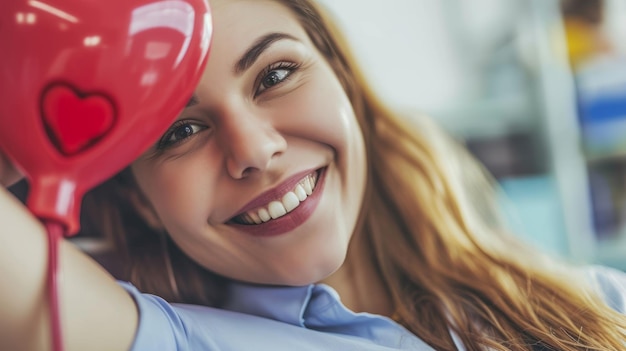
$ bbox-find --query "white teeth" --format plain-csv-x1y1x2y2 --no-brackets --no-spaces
236,171,320,225
268,201,287,219
302,178,313,195
249,211,262,224
294,184,307,201
282,192,300,212
258,208,271,222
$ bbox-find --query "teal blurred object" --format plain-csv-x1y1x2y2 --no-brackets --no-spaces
498,175,570,257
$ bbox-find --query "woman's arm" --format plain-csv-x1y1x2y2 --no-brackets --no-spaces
0,161,138,351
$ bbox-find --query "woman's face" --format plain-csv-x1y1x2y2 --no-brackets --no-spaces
131,0,366,286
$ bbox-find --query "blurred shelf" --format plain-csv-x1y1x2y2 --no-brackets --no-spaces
583,147,626,164
579,118,626,164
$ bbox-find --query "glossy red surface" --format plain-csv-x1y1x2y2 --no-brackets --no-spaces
0,0,212,234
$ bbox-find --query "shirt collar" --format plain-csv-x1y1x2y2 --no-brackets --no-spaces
221,281,438,350
222,281,385,328
222,281,315,327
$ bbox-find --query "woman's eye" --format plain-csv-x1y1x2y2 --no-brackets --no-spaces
158,122,206,149
262,69,290,89
256,62,299,95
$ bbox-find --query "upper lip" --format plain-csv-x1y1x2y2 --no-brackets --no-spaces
230,168,322,218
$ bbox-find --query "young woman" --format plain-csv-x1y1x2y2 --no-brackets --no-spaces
1,0,625,350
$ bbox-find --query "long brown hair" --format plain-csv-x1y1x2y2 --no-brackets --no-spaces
85,0,626,350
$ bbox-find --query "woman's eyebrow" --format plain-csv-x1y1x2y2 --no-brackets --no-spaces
185,94,199,108
234,32,298,75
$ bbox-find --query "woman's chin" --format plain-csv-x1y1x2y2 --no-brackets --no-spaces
250,259,345,287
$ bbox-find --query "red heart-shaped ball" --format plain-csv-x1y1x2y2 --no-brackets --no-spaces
0,0,212,234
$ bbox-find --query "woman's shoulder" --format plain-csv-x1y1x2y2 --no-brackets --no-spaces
583,265,626,313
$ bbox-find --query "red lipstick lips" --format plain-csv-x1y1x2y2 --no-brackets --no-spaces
228,167,327,237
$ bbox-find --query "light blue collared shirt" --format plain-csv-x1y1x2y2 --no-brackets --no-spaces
120,266,626,351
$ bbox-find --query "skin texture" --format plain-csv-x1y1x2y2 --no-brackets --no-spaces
131,0,367,287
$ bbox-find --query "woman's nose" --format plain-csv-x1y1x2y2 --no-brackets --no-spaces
219,109,287,179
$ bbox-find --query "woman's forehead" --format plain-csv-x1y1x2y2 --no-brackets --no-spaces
208,0,309,59
210,0,299,31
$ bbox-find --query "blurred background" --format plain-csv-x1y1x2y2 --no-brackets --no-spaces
317,0,626,270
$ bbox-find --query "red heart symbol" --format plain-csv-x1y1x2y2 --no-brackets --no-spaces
42,84,116,156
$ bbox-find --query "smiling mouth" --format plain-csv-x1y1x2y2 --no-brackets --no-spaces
231,170,321,225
